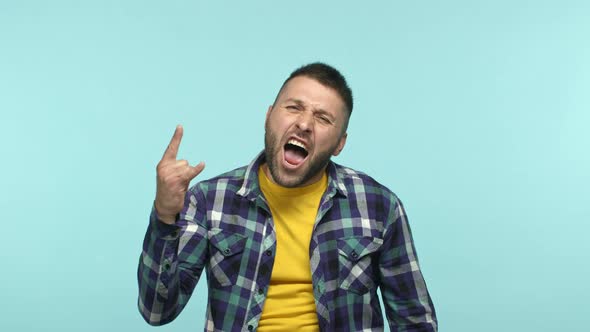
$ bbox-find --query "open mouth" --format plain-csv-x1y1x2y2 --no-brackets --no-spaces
283,139,309,166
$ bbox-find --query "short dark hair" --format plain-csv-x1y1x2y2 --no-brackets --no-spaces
278,62,353,117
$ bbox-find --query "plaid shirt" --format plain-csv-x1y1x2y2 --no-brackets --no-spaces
138,152,437,331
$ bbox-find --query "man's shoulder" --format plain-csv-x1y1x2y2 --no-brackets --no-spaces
333,163,406,223
191,164,250,193
210,165,250,182
333,162,400,201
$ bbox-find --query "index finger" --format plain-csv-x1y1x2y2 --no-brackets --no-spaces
162,125,183,160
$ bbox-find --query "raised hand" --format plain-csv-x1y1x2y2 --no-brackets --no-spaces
154,125,205,224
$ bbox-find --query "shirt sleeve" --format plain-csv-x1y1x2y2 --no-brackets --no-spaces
137,185,209,325
379,196,438,331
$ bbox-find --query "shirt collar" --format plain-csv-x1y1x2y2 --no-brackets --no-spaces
237,151,348,201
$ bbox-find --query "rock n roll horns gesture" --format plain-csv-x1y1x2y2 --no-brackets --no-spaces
154,125,205,224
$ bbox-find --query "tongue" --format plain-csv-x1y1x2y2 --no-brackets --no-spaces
285,148,305,166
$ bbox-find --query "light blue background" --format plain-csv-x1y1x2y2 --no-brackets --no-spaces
1,1,589,331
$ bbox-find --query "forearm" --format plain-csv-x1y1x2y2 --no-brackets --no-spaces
380,270,437,331
137,209,185,325
380,198,437,331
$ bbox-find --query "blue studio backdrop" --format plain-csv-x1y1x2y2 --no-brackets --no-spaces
1,1,589,331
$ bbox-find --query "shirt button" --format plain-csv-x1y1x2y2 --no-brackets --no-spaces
248,325,254,331
258,287,264,295
351,250,358,259
163,261,171,271
265,250,272,256
224,248,231,255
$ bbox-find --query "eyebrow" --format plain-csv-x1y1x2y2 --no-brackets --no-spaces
283,98,306,108
283,98,335,120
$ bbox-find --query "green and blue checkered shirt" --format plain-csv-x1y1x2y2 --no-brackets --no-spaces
138,152,437,331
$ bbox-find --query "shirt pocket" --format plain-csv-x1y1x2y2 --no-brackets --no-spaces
337,236,383,295
208,229,248,287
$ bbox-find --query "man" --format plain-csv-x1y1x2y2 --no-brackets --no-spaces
138,63,437,331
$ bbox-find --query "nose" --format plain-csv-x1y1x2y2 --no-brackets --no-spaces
296,110,313,133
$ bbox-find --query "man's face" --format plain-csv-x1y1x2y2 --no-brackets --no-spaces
264,76,348,188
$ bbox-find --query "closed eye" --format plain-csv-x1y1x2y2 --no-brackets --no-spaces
314,111,334,125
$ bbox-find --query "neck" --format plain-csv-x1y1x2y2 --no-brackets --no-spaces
261,163,327,188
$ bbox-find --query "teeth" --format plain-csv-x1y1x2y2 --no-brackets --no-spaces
287,139,307,151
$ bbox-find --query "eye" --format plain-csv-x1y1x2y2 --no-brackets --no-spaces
317,115,332,124
286,105,300,111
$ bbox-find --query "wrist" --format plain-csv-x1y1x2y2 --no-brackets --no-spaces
158,213,177,225
154,202,178,224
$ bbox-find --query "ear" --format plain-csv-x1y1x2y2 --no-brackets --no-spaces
332,133,347,157
266,105,273,121
264,105,273,127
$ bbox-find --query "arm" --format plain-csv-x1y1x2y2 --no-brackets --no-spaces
137,190,208,325
137,125,208,325
379,197,438,332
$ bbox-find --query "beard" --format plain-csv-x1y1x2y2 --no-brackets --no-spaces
264,124,335,188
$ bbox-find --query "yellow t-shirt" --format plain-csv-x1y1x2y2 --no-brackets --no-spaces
257,167,327,332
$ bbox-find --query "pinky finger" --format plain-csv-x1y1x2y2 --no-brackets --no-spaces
188,162,206,180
